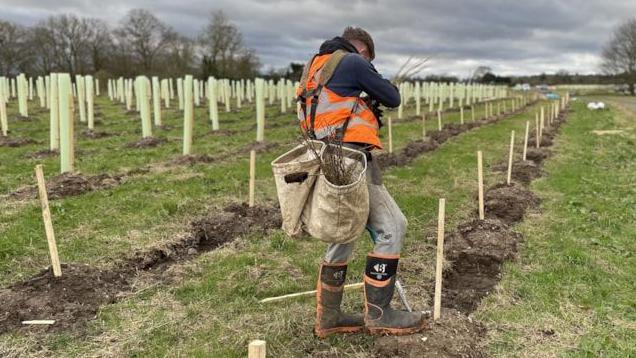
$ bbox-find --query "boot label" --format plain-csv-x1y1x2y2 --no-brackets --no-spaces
321,264,348,286
365,256,398,281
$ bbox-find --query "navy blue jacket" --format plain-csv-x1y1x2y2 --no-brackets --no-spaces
318,37,400,108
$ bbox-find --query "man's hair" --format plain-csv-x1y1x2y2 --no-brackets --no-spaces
342,26,375,60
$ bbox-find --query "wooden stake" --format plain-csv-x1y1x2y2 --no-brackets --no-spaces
460,107,464,125
248,340,266,358
249,150,256,207
22,320,56,325
388,116,393,153
421,114,426,139
507,130,515,185
471,105,475,122
477,151,484,220
433,198,446,321
523,121,529,161
261,282,363,303
35,165,62,277
437,110,442,131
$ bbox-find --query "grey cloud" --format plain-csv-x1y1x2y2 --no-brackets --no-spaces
0,0,634,76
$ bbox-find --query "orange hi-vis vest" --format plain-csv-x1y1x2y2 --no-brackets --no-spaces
297,50,382,149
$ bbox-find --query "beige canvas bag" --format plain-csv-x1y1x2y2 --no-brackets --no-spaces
301,145,369,244
271,140,325,237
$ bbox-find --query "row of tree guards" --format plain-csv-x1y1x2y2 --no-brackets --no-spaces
2,73,520,179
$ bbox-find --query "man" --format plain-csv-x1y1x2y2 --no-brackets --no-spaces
297,26,426,337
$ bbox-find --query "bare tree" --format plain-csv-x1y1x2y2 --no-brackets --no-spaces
116,9,175,73
0,21,30,76
602,18,636,95
87,19,113,73
199,10,259,79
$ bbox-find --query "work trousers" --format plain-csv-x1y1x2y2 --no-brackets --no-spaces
324,155,407,263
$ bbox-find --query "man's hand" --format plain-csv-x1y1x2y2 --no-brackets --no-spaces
363,96,384,128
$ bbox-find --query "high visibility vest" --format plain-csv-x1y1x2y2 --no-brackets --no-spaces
297,50,382,148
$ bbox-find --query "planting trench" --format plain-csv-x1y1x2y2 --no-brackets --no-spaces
0,101,541,347
374,107,570,357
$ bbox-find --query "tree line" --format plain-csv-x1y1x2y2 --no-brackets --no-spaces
0,9,260,81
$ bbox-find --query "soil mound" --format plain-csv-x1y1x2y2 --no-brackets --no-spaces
525,147,550,164
443,219,522,313
493,160,543,185
169,154,215,166
10,173,124,200
376,138,439,168
0,137,37,147
0,264,130,334
241,141,279,154
25,149,58,159
81,129,113,139
126,137,166,148
483,182,539,224
374,309,486,358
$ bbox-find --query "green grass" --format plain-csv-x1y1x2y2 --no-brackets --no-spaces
0,96,493,286
479,98,636,357
0,93,553,357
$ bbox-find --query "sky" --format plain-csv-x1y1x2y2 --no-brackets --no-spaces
0,0,634,77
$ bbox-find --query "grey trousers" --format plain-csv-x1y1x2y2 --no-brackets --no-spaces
324,156,407,263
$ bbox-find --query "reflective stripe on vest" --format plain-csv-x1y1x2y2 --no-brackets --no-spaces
298,53,383,149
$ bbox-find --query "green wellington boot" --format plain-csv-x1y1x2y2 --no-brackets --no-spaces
364,253,427,335
314,262,364,338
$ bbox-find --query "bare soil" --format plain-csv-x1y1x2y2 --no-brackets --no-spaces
241,141,279,154
126,136,166,148
525,147,550,164
168,154,215,166
441,218,522,313
0,136,37,147
0,264,130,333
0,203,281,334
81,129,113,139
493,160,543,185
25,149,59,159
483,182,540,225
373,309,486,358
10,173,125,200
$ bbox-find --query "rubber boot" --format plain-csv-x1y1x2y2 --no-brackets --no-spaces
314,262,364,338
364,253,427,335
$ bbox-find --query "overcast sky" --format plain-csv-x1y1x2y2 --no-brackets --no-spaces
1,0,634,77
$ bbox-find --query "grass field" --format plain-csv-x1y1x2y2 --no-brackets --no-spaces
1,94,634,357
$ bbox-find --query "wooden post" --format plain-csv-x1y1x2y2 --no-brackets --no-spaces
35,165,62,277
249,150,256,207
433,198,446,321
437,110,442,131
248,340,266,358
460,107,464,125
388,116,393,154
523,121,529,161
507,130,515,185
471,105,475,122
421,114,426,139
477,151,484,220
260,282,363,303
